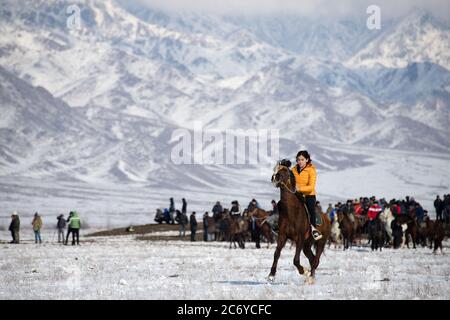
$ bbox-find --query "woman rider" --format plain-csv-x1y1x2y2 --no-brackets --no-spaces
291,150,322,240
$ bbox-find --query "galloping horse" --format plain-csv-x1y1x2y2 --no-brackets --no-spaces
269,162,331,284
248,208,275,248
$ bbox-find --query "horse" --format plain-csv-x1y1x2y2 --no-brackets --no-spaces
337,211,354,250
397,215,419,249
353,214,367,246
269,163,331,284
424,218,445,254
431,220,445,254
227,214,249,249
379,207,395,246
368,216,385,251
248,208,275,249
328,219,342,249
205,216,218,241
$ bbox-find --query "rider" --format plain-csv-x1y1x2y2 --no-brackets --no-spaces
291,150,322,241
230,200,241,219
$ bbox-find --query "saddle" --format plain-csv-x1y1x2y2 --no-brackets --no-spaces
294,192,323,226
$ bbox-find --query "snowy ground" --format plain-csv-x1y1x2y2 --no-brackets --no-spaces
0,229,448,300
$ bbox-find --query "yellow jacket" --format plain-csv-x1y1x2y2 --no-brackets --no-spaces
291,163,317,196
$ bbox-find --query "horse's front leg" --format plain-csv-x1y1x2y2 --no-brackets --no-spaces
268,234,287,282
294,236,312,284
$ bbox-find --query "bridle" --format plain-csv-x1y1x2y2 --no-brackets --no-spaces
272,164,297,194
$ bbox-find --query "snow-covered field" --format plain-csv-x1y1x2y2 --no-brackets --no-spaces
0,230,448,300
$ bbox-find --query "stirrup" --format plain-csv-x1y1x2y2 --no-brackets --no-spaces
312,229,322,241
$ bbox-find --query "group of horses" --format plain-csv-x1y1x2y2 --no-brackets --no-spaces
330,207,446,254
202,208,276,250
159,161,446,285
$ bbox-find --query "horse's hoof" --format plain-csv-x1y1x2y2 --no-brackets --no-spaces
267,275,275,283
305,276,315,285
303,268,311,278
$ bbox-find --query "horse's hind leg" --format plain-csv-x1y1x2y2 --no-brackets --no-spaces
268,234,287,282
310,240,326,279
302,240,316,278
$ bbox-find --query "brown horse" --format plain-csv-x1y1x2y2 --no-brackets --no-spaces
248,208,275,248
424,218,445,254
269,163,331,284
337,211,354,250
227,215,249,249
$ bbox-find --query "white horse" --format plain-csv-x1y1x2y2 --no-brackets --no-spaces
328,219,342,249
379,207,395,245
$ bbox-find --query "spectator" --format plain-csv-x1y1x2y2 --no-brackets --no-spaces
190,212,197,241
8,211,20,244
66,211,81,246
326,203,335,223
56,214,66,243
176,210,188,238
169,198,175,224
415,203,425,224
203,212,209,241
434,195,443,221
31,212,43,244
212,201,223,221
65,211,74,245
182,198,187,215
271,200,278,216
316,201,323,215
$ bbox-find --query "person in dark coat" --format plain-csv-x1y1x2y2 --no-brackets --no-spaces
212,201,223,221
271,200,279,215
415,203,425,223
247,199,260,213
230,201,241,218
57,214,66,243
182,198,187,215
434,195,443,221
167,198,175,224
64,211,74,245
203,212,209,241
9,211,20,244
190,212,197,241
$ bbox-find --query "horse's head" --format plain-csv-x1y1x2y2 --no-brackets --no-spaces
271,160,293,189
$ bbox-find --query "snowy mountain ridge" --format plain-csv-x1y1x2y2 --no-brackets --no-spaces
0,0,449,216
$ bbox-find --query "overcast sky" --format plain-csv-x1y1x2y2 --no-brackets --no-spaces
134,0,450,20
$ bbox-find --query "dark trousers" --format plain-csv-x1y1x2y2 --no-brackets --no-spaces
305,195,317,227
65,228,73,244
251,224,261,248
72,229,80,245
190,228,197,241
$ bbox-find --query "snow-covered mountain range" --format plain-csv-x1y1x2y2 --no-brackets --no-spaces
0,0,449,224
